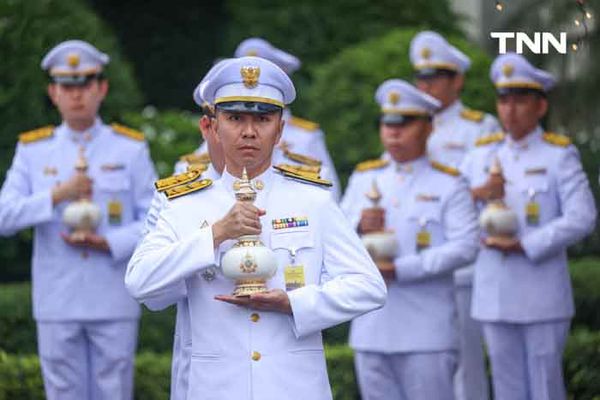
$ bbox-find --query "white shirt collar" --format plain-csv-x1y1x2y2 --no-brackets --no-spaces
434,100,462,126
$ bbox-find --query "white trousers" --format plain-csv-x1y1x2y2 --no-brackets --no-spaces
454,284,489,400
482,320,570,400
355,351,457,400
37,320,138,400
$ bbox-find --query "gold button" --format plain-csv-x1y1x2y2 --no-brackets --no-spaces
251,351,261,361
250,313,260,322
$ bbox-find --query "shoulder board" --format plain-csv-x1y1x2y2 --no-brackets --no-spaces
165,179,212,200
19,126,54,144
273,165,332,188
355,158,389,172
284,150,322,167
431,161,460,177
475,132,505,147
289,116,320,132
460,108,485,123
543,132,571,147
111,123,144,141
155,164,207,192
180,152,211,165
274,164,321,179
275,163,321,175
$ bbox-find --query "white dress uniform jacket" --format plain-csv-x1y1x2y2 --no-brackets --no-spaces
141,162,221,400
0,120,156,321
462,127,597,322
346,157,479,353
126,167,386,400
427,100,499,170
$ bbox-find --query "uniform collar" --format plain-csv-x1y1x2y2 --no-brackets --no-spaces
434,99,462,126
506,125,543,151
58,117,103,145
393,156,428,174
205,163,222,180
220,165,274,197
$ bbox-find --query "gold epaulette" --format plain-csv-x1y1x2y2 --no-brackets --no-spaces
19,126,54,144
289,116,320,132
354,159,389,172
165,179,213,200
475,132,505,147
276,163,321,175
111,123,145,141
284,150,322,167
180,152,211,165
460,108,485,123
155,165,207,192
543,132,571,147
273,164,332,187
431,161,460,177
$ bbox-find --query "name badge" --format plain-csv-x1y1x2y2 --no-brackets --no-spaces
416,217,431,252
284,265,305,291
108,200,122,225
526,188,540,226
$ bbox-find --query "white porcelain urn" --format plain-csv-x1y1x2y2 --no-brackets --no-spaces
62,147,101,239
479,158,518,238
221,168,277,296
360,179,398,260
479,201,518,238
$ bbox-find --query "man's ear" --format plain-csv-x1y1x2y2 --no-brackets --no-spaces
275,117,284,145
47,84,57,106
453,74,465,93
98,79,109,100
537,96,548,120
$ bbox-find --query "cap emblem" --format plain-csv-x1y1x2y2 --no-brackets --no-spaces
246,49,258,56
388,91,401,105
421,47,432,60
502,63,514,78
241,65,260,89
67,53,80,68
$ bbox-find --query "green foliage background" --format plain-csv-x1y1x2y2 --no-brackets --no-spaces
306,28,496,185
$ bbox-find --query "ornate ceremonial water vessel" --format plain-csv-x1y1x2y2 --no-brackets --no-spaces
360,179,398,260
221,167,277,296
479,158,518,238
62,146,101,240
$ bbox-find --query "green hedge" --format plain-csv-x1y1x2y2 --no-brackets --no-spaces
2,329,600,400
306,28,497,186
1,258,599,355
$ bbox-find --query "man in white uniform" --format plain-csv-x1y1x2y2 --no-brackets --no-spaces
410,30,501,400
194,38,341,200
462,53,597,400
346,79,479,400
0,40,156,400
126,56,386,400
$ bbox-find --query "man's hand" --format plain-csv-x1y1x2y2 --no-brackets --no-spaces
215,289,292,314
359,208,385,234
61,231,110,252
212,201,266,248
375,259,396,282
52,173,93,205
484,236,523,253
472,173,505,202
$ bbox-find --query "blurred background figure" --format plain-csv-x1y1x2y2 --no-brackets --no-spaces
0,40,156,400
462,52,597,400
410,30,499,400
346,79,479,400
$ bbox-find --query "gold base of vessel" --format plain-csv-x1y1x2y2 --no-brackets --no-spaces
233,279,268,297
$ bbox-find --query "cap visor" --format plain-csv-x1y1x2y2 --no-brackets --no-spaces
381,114,407,124
216,101,282,114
